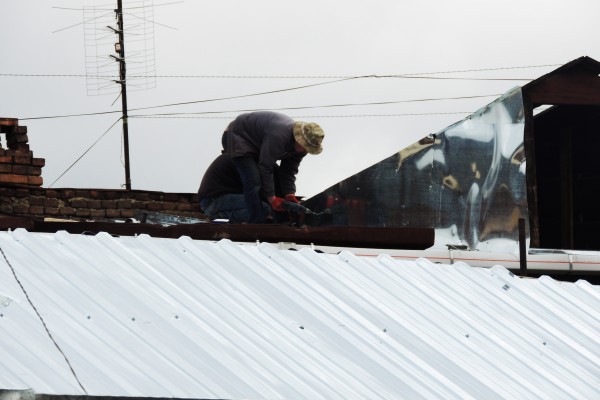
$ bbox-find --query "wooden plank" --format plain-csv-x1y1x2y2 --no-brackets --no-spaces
522,96,540,248
28,220,436,250
525,72,600,105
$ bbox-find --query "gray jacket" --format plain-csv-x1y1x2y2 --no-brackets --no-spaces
223,111,305,197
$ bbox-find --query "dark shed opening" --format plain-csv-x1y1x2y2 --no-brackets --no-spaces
524,56,600,250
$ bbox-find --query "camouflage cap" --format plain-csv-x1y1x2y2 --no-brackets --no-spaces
293,122,324,155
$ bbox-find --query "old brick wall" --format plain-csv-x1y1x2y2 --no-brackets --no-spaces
0,118,44,186
0,118,204,221
0,186,203,221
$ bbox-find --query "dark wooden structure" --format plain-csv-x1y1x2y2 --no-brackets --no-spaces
523,56,600,250
0,214,435,251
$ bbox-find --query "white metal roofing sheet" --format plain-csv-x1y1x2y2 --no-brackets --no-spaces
0,228,598,399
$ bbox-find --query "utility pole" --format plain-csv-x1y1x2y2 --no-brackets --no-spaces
112,0,132,190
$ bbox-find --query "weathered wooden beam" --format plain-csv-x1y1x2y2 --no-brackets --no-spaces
524,72,600,106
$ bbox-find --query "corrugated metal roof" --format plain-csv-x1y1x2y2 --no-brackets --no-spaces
0,228,598,400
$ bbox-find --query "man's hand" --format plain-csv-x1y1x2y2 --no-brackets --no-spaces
285,194,300,204
269,196,286,212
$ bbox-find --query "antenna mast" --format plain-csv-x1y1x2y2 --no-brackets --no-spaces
82,1,157,190
114,0,132,190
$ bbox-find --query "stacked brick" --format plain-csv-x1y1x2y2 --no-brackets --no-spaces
0,118,45,186
0,118,204,221
0,187,202,221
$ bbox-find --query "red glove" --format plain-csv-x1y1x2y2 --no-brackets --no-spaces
285,194,300,204
270,196,286,212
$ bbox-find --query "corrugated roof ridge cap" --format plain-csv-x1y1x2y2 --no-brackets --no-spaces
575,279,600,299
256,240,297,263
8,228,62,246
256,242,335,272
95,231,116,239
176,235,200,244
216,238,234,246
52,229,90,243
8,227,32,241
413,256,446,269
488,264,515,277
256,240,279,256
134,232,153,239
335,250,385,271
335,249,358,262
538,274,598,302
375,252,422,268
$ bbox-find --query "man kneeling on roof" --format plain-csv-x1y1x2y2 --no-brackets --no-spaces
197,111,325,223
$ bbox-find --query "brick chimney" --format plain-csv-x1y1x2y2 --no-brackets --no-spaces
0,118,203,221
0,118,45,186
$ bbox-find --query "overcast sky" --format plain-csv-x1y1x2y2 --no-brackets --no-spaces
1,0,599,198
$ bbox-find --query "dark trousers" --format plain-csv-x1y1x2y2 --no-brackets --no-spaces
221,131,281,224
231,156,269,223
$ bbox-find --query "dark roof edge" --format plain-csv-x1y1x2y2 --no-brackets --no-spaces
0,216,435,250
522,55,600,91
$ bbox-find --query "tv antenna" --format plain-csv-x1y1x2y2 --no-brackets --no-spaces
82,0,158,190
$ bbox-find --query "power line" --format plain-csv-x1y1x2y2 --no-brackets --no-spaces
128,94,501,118
0,73,534,81
0,73,540,80
128,77,357,112
20,93,500,121
48,118,121,188
22,110,121,121
132,112,473,119
0,63,561,80
13,64,548,121
20,77,358,119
